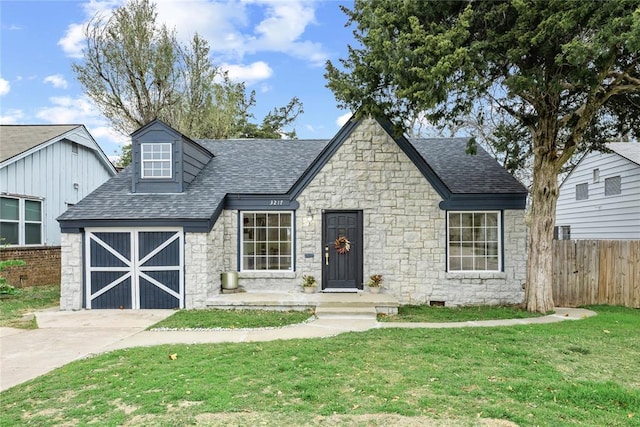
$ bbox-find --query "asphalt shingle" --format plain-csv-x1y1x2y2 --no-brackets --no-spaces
59,139,329,221
59,132,526,224
411,138,527,194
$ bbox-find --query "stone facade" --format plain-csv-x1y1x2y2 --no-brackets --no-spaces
193,118,527,306
60,233,83,309
184,219,225,307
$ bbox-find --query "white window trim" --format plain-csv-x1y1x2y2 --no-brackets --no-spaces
240,211,294,273
0,196,43,246
447,210,502,273
141,143,172,179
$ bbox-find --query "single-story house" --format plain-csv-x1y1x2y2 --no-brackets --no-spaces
555,142,640,240
57,116,528,310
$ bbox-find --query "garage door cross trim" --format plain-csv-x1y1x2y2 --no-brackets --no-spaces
85,227,184,309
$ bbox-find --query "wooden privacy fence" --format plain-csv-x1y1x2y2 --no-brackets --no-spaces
552,240,640,308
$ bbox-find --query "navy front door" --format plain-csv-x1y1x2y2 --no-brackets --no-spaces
322,211,363,290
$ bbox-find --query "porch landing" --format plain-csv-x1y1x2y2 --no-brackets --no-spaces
205,290,399,317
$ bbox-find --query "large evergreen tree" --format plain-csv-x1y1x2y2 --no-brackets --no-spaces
326,0,640,312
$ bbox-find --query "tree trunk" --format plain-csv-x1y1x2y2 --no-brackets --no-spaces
525,149,558,313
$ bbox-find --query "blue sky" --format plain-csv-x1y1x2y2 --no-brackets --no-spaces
0,0,355,158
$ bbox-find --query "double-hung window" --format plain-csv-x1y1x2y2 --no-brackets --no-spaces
241,212,293,271
448,211,501,272
0,196,43,245
141,143,172,178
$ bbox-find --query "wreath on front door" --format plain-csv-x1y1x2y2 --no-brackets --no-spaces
334,236,351,254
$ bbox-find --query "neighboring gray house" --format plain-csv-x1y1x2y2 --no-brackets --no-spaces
1,125,116,247
556,143,640,240
58,117,528,310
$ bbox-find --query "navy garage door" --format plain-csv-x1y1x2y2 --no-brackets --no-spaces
85,228,184,309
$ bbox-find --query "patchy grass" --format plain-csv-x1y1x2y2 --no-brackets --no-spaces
1,306,638,426
378,304,547,322
0,284,59,329
149,308,314,330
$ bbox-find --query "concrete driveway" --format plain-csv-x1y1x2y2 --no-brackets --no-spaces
0,309,173,392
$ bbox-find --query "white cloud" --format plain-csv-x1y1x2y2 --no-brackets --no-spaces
43,74,69,89
58,0,124,58
0,77,10,96
2,24,23,31
336,112,352,127
0,109,24,124
58,22,86,58
59,1,328,66
35,96,127,149
247,0,328,66
222,61,273,85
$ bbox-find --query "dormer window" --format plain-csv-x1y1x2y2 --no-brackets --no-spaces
141,143,172,178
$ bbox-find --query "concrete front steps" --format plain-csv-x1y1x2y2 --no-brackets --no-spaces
205,290,399,318
314,305,378,320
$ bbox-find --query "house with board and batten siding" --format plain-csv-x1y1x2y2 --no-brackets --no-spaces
555,143,640,240
1,125,116,287
58,116,529,310
1,125,116,247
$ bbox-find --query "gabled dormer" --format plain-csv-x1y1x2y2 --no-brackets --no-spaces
131,120,213,193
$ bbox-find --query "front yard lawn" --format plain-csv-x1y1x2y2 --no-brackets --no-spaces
149,308,314,330
1,306,638,426
0,284,60,329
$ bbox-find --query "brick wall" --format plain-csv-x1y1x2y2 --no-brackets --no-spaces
0,246,61,287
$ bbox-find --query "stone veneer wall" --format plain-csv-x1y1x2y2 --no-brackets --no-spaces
296,117,446,303
60,233,83,310
184,219,225,308
211,118,527,306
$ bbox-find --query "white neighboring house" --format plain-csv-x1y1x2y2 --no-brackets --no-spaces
555,142,640,240
0,125,116,246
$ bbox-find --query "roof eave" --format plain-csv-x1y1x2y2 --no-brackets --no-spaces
439,193,528,210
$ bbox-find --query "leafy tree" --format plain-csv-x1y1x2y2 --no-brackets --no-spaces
73,0,302,166
326,0,640,312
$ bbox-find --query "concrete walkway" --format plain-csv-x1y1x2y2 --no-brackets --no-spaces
0,307,595,392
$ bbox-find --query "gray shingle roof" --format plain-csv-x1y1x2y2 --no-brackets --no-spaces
0,124,80,162
59,127,526,225
411,138,528,194
58,139,329,221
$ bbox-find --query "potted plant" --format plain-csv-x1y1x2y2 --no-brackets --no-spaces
301,275,318,294
366,274,383,294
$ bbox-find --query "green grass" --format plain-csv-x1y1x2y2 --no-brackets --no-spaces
149,308,314,330
378,304,547,322
0,284,60,329
1,306,638,426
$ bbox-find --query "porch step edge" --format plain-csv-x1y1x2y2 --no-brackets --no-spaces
314,306,378,320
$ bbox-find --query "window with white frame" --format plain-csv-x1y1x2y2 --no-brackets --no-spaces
241,212,293,271
141,143,172,178
0,196,42,245
448,211,501,272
